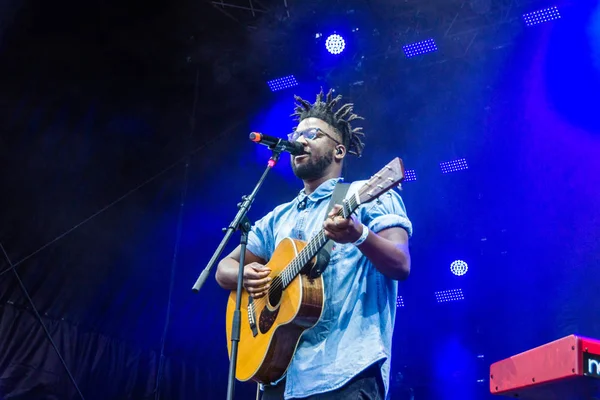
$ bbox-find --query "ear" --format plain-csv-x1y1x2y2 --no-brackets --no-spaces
334,145,346,160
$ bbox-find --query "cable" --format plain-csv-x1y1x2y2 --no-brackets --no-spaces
153,68,199,400
153,157,189,400
0,242,85,400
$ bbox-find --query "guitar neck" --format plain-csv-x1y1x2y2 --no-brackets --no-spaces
280,194,360,288
278,157,406,287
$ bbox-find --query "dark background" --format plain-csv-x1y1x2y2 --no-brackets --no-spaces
0,0,599,399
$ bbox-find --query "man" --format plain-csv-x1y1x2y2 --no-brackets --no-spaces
216,89,412,399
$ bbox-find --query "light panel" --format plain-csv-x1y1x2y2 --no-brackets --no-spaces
435,289,465,303
440,158,468,174
404,169,417,182
523,6,561,26
267,75,298,92
403,39,438,58
396,295,405,308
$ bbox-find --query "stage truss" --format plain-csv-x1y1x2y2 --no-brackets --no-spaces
206,0,290,27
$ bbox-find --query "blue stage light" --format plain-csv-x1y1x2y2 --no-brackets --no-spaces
435,289,465,303
403,169,417,182
267,75,298,92
402,38,438,58
396,295,405,308
440,158,468,174
450,260,468,276
325,34,346,55
523,6,561,26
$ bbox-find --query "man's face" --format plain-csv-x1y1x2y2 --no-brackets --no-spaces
290,117,343,181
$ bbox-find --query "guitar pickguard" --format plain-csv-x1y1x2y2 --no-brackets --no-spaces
304,248,330,279
258,305,280,334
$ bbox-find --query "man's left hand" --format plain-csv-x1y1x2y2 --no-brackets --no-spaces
323,204,363,244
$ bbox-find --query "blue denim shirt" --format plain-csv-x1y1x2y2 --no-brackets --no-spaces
247,178,413,399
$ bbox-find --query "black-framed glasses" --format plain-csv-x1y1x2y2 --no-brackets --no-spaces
287,127,342,145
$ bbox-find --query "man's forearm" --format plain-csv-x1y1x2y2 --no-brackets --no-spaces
215,258,242,290
356,230,410,280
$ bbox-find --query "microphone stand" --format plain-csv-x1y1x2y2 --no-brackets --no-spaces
192,146,283,400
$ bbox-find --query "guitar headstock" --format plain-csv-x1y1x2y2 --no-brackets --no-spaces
357,157,405,204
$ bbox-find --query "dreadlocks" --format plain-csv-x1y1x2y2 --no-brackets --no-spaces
291,88,366,157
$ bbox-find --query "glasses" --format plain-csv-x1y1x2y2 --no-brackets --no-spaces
288,127,342,145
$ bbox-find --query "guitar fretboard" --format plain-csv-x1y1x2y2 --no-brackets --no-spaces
279,194,359,288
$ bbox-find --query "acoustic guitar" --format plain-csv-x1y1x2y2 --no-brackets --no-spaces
225,157,405,384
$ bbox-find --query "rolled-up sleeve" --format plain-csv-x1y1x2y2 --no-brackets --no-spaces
246,210,275,261
362,190,413,237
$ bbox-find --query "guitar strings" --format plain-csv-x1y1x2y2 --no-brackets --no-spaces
247,191,367,313
247,226,332,313
247,196,357,314
246,170,398,315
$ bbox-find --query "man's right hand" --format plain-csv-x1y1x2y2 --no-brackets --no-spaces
243,263,271,299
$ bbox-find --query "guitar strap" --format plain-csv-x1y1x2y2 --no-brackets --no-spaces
307,181,350,278
322,181,351,254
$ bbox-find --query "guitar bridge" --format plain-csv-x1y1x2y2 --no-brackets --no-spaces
247,296,259,337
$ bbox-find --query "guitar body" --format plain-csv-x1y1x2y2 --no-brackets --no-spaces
226,237,324,384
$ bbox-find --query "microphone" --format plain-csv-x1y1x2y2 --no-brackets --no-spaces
249,132,306,156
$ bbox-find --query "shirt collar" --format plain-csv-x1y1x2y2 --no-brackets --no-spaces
296,177,344,204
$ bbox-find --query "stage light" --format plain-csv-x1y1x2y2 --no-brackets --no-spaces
450,260,468,276
267,75,298,92
523,6,561,26
325,34,345,55
404,169,417,182
402,38,438,58
396,295,405,308
435,289,464,303
440,158,468,174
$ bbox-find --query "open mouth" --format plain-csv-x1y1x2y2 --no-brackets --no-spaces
294,154,309,162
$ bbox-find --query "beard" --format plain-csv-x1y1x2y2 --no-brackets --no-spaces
292,152,334,181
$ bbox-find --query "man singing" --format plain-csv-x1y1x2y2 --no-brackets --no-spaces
216,88,413,399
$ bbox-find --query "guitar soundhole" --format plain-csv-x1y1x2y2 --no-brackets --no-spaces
258,276,283,334
267,276,283,308
258,277,283,334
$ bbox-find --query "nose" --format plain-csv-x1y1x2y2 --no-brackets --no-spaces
295,135,309,146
